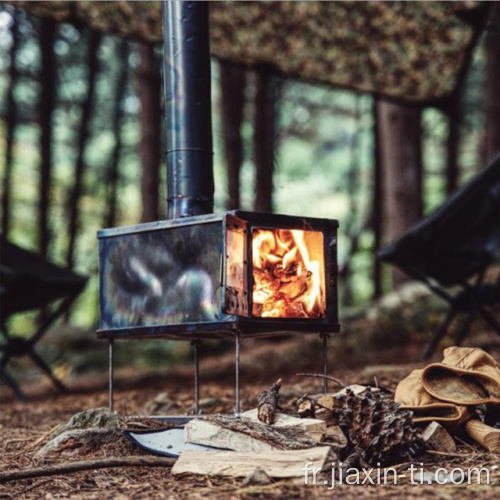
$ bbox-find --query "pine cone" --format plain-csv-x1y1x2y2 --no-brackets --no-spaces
298,386,423,467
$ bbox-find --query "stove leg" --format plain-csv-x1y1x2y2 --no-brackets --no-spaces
234,333,240,416
192,340,200,414
108,339,114,412
321,333,329,394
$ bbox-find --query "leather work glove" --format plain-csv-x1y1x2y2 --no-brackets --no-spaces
395,347,500,427
395,368,472,427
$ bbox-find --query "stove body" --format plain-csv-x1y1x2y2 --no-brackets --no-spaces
98,211,339,340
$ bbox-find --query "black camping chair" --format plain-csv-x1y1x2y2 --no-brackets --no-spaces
379,154,500,360
0,237,87,400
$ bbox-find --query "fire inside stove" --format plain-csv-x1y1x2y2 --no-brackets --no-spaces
252,228,326,319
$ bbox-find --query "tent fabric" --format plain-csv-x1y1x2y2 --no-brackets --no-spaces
379,154,500,287
12,1,490,104
0,237,88,320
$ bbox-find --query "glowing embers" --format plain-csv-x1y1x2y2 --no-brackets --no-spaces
252,228,326,318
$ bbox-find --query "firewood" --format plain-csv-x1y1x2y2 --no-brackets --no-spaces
185,415,315,452
241,409,326,443
258,378,282,424
0,456,175,483
422,422,456,452
465,419,500,453
172,446,335,478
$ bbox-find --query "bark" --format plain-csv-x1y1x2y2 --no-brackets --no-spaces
1,13,19,238
257,378,281,425
66,31,100,270
38,19,57,258
445,94,461,196
137,43,161,223
105,41,129,228
253,69,280,213
372,98,383,299
206,414,315,450
485,3,500,160
377,99,423,287
220,62,246,210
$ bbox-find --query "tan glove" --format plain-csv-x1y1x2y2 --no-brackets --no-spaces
395,347,500,427
395,368,472,426
422,347,500,406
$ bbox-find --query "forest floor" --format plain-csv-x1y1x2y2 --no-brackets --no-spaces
1,332,500,499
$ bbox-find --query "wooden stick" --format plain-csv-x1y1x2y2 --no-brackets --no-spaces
0,456,175,483
465,419,500,453
295,373,344,387
258,378,282,424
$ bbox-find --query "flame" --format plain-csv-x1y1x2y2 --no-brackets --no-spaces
252,228,326,318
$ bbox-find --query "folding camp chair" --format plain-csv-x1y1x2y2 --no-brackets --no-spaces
379,154,500,360
0,237,87,400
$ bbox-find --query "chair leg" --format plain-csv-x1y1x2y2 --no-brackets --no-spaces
478,307,500,335
0,354,26,401
29,349,67,393
454,309,478,347
424,306,456,360
0,369,27,401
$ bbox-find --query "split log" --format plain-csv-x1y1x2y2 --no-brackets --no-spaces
422,422,456,452
185,415,315,452
172,446,335,478
465,419,500,453
241,409,326,443
0,456,174,483
258,378,281,424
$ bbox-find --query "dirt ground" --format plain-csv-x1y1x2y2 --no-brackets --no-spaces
1,334,500,499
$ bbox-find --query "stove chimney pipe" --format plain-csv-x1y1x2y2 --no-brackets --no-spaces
162,1,214,219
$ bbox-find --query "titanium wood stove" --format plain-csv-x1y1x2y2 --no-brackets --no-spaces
98,1,339,414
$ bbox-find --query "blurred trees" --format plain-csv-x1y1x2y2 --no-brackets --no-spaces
137,43,161,223
377,100,423,286
485,3,500,160
0,11,18,237
104,41,129,229
38,18,56,259
0,5,496,332
220,61,246,211
66,30,100,270
253,69,281,213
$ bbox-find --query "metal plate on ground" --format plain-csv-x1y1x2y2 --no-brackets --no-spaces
125,428,218,458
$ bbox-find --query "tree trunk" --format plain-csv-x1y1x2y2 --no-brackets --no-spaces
38,19,56,258
340,99,362,306
377,99,423,287
137,43,161,223
1,13,19,238
485,3,500,160
66,31,100,270
220,62,246,210
372,98,383,300
254,70,280,213
445,94,461,196
105,41,129,229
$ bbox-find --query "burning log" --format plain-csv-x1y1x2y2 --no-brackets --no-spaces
252,228,326,318
258,378,282,424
